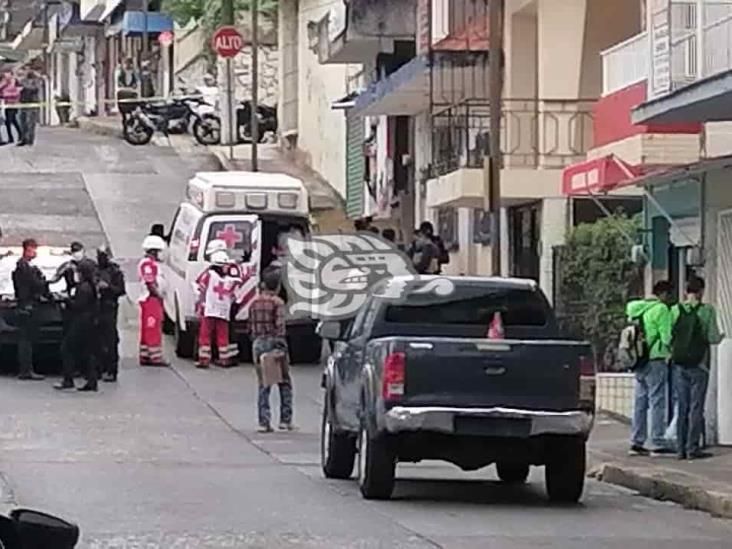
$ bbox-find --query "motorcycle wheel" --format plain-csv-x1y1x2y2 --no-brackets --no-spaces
123,118,154,145
193,115,222,145
237,123,267,144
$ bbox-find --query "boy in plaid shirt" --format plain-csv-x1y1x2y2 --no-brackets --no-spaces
250,271,293,432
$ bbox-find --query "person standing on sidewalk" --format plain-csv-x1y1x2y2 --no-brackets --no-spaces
671,276,723,460
249,271,294,433
0,71,22,145
626,281,675,456
17,69,43,146
97,246,126,382
11,239,48,381
138,235,168,367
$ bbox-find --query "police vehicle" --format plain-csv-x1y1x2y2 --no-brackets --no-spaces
159,171,322,363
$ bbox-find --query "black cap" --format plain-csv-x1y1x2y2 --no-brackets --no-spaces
70,241,84,253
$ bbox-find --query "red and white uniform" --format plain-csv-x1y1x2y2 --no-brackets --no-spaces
138,256,165,365
196,264,244,367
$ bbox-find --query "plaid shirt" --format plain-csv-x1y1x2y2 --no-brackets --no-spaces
249,291,285,339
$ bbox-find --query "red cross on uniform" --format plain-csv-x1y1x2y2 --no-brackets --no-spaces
216,224,244,248
212,281,231,301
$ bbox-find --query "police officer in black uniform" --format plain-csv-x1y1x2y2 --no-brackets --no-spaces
96,246,125,382
55,259,100,392
50,241,85,291
12,239,48,380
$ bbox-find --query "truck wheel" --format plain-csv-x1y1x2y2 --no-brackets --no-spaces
357,424,396,500
545,438,586,503
320,395,356,479
175,320,196,359
496,462,530,484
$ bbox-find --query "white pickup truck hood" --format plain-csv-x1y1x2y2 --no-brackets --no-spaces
0,247,71,299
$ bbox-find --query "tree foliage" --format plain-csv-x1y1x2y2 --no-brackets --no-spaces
557,215,643,370
161,0,278,29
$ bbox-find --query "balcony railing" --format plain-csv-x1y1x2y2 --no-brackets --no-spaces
431,99,595,178
601,32,649,96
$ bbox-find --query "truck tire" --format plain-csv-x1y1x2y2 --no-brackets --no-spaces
545,438,586,503
320,394,356,479
357,424,396,500
496,462,530,484
175,320,196,359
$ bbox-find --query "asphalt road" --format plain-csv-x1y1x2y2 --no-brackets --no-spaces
1,128,731,548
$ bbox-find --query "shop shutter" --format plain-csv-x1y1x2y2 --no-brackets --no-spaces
346,113,365,219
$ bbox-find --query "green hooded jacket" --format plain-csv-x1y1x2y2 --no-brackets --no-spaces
626,298,673,361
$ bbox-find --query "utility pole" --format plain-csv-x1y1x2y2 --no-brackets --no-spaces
223,0,235,159
142,0,149,60
487,0,505,276
251,0,259,171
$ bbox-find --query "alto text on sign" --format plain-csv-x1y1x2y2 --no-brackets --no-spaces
212,26,244,58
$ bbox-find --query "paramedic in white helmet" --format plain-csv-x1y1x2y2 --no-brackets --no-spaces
195,249,241,368
138,235,168,366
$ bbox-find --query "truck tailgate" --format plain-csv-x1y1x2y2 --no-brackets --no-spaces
398,338,590,411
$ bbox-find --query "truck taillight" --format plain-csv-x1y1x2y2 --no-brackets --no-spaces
487,312,505,339
579,355,596,377
382,352,406,400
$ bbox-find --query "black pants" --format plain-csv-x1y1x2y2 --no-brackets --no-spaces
4,108,19,142
98,307,120,376
16,307,38,377
61,316,98,387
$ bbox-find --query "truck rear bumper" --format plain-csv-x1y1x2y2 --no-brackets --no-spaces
383,406,594,437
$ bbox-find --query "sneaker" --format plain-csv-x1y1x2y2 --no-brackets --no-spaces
102,373,117,383
628,444,650,456
688,450,714,460
278,423,297,431
195,362,210,369
54,381,75,390
77,384,98,392
650,447,676,457
677,452,688,460
257,424,274,434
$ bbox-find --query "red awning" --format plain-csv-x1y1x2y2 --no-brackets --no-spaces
561,155,643,196
433,17,489,51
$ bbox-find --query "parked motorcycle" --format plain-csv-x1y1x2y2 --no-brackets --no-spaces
0,508,79,548
123,96,207,146
191,101,278,146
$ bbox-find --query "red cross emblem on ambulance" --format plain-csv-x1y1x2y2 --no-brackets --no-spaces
216,224,244,248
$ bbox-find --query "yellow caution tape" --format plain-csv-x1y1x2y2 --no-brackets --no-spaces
0,92,209,109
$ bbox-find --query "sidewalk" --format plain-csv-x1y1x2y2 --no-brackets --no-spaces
589,415,732,518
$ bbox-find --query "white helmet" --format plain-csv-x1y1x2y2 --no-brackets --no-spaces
206,239,227,255
210,250,229,265
142,235,166,252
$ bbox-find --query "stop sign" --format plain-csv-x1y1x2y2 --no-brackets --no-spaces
212,26,244,58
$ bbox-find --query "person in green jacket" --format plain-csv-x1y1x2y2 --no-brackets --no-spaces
626,280,675,456
670,276,723,460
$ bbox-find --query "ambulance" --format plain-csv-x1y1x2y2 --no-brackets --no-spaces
159,171,321,364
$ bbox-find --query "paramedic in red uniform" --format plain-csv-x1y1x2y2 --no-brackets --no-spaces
138,235,168,366
196,250,242,368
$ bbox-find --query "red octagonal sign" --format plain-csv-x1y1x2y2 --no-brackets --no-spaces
212,26,244,58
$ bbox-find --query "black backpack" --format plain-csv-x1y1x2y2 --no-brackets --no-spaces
672,305,708,367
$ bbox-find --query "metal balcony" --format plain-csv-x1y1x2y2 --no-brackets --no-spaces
430,98,595,178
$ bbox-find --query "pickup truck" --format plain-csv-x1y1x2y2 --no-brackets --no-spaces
0,247,70,372
317,276,596,502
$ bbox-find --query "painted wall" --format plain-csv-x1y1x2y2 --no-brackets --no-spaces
288,0,363,199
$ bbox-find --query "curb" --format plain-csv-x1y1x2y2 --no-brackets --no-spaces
589,462,732,519
0,471,18,514
77,116,121,138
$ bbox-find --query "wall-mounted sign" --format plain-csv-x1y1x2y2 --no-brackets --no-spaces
649,0,671,98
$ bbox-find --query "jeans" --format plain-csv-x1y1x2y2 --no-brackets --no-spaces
18,107,38,145
674,364,709,455
4,108,19,142
252,336,293,427
631,360,669,449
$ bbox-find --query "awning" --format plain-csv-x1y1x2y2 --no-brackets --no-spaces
561,155,643,196
11,19,44,51
331,92,359,110
100,0,124,22
121,11,174,36
632,69,732,125
352,54,430,116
